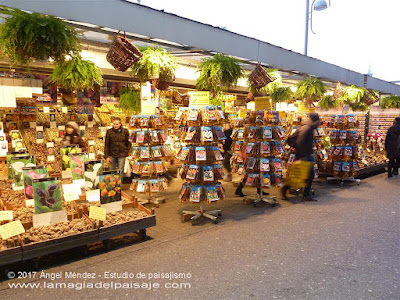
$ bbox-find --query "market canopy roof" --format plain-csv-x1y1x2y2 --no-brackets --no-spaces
2,0,400,95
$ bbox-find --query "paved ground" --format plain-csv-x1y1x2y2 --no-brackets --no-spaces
0,173,399,299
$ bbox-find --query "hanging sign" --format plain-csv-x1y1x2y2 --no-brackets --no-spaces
297,101,316,113
254,97,272,110
189,91,210,107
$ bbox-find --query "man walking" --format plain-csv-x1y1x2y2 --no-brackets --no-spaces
282,113,321,201
105,117,131,182
385,117,400,178
222,122,233,182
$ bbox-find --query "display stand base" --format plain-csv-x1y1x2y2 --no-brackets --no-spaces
181,206,221,225
244,194,276,207
327,176,360,187
138,196,166,208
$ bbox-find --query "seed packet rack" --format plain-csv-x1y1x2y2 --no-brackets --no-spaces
175,106,226,224
238,110,287,206
128,115,173,207
325,114,361,186
230,118,246,177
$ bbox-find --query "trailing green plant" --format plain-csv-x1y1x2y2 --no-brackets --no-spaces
131,46,177,83
196,53,244,94
0,7,80,65
318,95,341,110
380,95,400,109
295,77,327,104
270,86,294,103
50,55,103,91
338,85,374,111
118,87,141,113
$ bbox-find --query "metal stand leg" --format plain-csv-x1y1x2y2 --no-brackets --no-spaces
182,206,222,225
243,188,276,207
327,177,360,187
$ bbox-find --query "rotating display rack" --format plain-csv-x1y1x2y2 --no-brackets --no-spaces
175,106,226,225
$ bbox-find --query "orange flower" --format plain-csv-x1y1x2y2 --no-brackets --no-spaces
100,182,107,189
114,175,119,181
110,181,116,187
115,187,121,192
108,190,116,197
101,189,108,196
117,180,121,185
105,175,111,181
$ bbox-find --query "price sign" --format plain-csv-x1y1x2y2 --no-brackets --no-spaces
89,206,106,221
0,220,25,240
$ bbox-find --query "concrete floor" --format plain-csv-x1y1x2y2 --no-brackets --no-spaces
0,173,399,299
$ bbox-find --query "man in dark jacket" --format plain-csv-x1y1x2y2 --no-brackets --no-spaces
222,123,233,182
105,118,131,182
385,117,400,178
282,113,321,201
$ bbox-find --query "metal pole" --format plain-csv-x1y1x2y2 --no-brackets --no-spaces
304,0,310,56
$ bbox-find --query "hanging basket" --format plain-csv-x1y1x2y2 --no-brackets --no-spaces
106,31,143,72
364,90,380,106
332,81,346,100
61,91,77,106
153,75,175,91
248,64,273,90
172,90,189,105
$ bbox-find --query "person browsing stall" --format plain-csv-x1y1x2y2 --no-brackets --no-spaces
61,121,86,152
385,117,400,178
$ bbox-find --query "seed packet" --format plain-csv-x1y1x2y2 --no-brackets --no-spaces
350,130,358,140
206,186,219,203
154,116,163,126
151,131,159,143
140,116,149,127
130,179,138,191
186,165,199,180
247,158,257,170
352,161,360,171
160,177,168,190
160,131,167,142
234,141,242,151
342,162,351,172
185,127,197,141
154,161,164,174
273,174,282,187
201,126,214,142
136,131,145,144
287,153,296,165
259,158,270,172
272,159,283,172
136,180,147,193
130,116,137,127
237,164,244,175
339,130,347,140
140,147,150,159
247,127,257,139
131,161,141,174
237,129,244,140
203,166,214,182
344,146,353,157
150,179,159,193
187,109,199,121
333,161,342,172
214,165,225,180
179,183,189,201
261,174,271,188
216,106,225,119
333,146,342,156
317,128,325,136
141,162,151,175
261,142,271,155
214,147,224,161
205,106,217,121
177,147,190,161
195,147,207,161
263,126,273,139
175,109,184,121
245,143,254,154
190,186,202,203
246,173,257,186
275,141,284,153
152,146,162,158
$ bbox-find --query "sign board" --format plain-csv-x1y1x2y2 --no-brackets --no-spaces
189,91,210,107
33,210,68,228
297,101,316,114
0,220,25,240
254,97,272,110
89,206,106,221
0,211,13,221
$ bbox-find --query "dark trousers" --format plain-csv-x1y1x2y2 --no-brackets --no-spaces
223,152,232,173
303,154,315,197
388,157,400,175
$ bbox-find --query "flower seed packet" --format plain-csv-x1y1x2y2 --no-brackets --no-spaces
344,146,353,156
177,147,190,161
261,174,271,188
237,129,244,140
263,126,273,139
273,174,282,187
136,180,147,193
287,153,296,165
275,141,284,153
342,162,351,172
260,158,270,172
132,161,141,174
352,161,360,171
205,106,217,121
234,141,242,151
130,179,138,191
187,109,199,121
237,164,244,175
140,147,150,159
214,148,224,161
195,147,207,161
261,142,271,155
150,179,159,193
340,130,347,140
247,158,257,170
186,165,199,180
185,127,197,141
151,146,162,158
140,116,149,127
334,161,342,172
154,161,164,174
216,106,225,119
246,174,257,186
201,126,214,142
248,127,257,139
207,186,219,203
130,116,137,127
203,166,214,182
215,126,226,140
23,166,48,201
141,162,151,175
179,183,188,200
190,186,202,203
333,146,342,156
11,155,36,190
33,177,62,214
154,116,162,126
69,153,88,180
174,109,184,121
136,131,145,144
151,131,159,143
245,143,254,154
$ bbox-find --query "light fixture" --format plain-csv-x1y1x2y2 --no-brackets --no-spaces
313,0,329,11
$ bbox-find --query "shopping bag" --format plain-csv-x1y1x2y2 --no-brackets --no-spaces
286,160,312,188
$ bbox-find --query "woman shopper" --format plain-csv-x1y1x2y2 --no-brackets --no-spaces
385,117,400,178
61,121,86,152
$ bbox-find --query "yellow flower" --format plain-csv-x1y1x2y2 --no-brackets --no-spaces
101,189,108,196
108,190,116,197
105,175,111,181
114,175,119,181
115,187,121,192
62,155,69,163
110,181,116,187
117,180,121,185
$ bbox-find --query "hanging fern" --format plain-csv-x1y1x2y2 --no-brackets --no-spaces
270,86,294,103
131,46,177,83
380,95,400,109
118,87,141,114
296,77,327,103
318,95,341,110
50,55,103,91
338,85,375,111
0,7,80,65
196,53,244,94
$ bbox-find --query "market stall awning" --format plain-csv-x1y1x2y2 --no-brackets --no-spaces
2,0,400,95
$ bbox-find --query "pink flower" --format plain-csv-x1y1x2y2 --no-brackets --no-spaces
39,173,47,179
73,156,83,166
72,168,83,176
25,185,33,198
27,171,39,179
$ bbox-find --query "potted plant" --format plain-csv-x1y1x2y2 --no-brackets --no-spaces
318,95,341,110
131,46,177,90
380,95,400,109
270,86,294,103
50,55,103,105
296,77,327,105
0,7,80,65
339,85,370,111
118,87,141,114
196,53,244,95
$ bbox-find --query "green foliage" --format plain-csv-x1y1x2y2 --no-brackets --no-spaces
118,87,141,113
295,77,327,102
131,46,177,83
338,85,376,111
380,95,400,109
196,53,244,94
50,55,103,91
210,97,225,111
318,95,341,110
0,7,80,65
270,86,294,103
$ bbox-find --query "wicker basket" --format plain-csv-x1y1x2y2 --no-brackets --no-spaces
364,90,380,105
332,81,346,100
154,79,172,91
249,64,273,90
172,90,189,105
106,32,143,72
